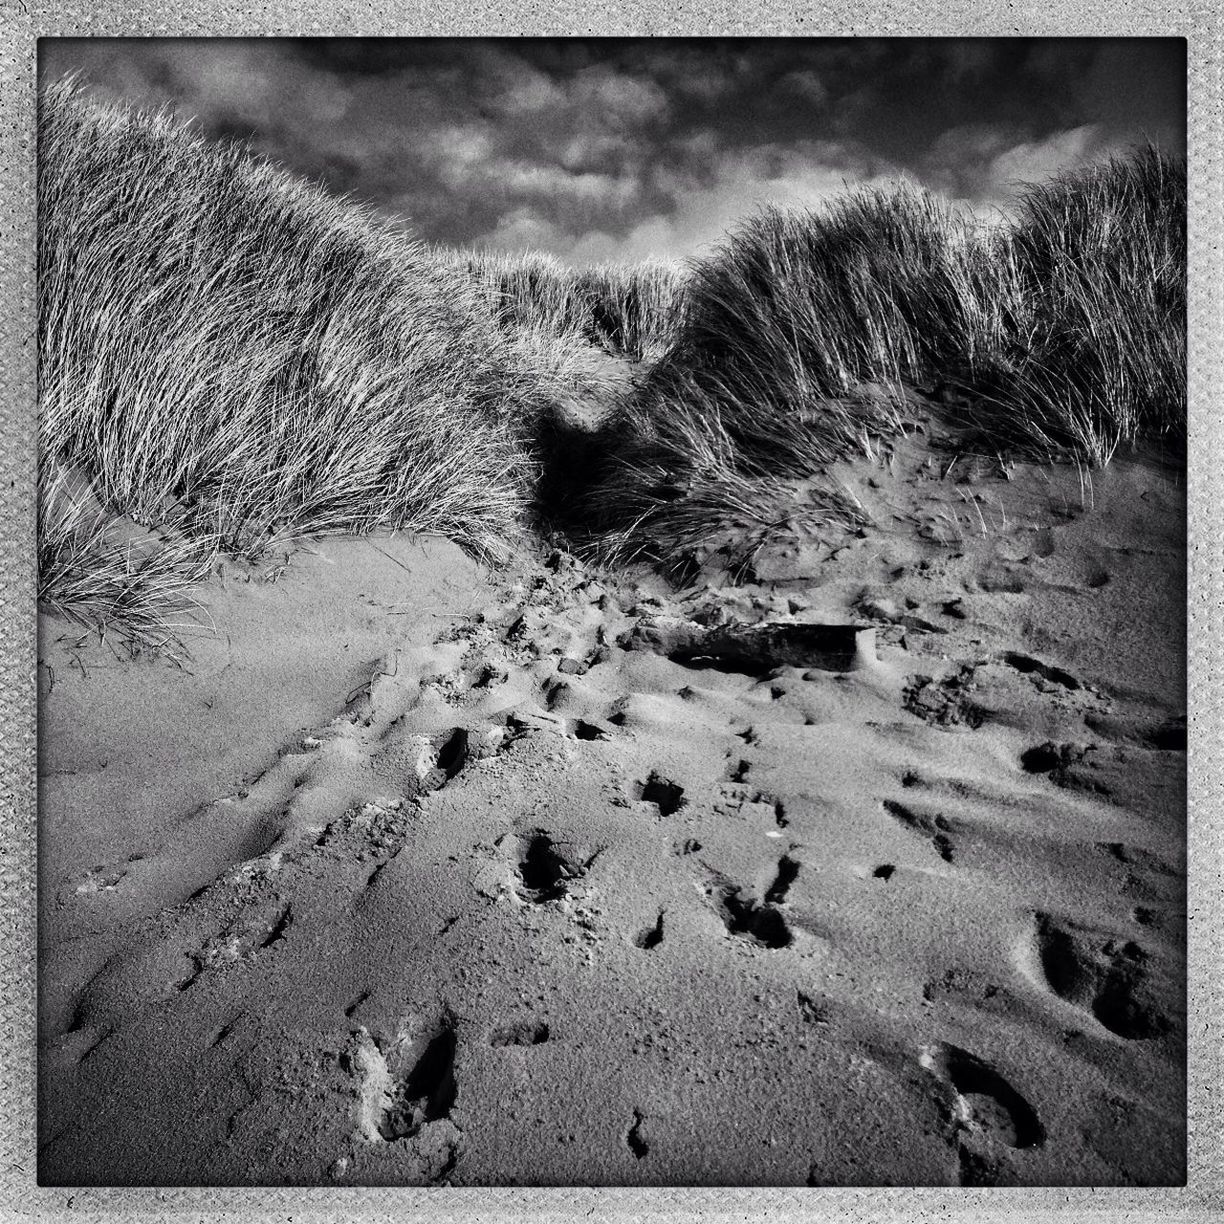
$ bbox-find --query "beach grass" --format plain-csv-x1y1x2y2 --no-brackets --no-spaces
37,458,218,657
450,247,686,363
39,80,537,576
37,77,1185,640
589,149,1185,560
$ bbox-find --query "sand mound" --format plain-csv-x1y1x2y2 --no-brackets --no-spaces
37,427,1185,1187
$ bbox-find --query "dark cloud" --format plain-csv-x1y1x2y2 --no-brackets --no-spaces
39,37,1185,263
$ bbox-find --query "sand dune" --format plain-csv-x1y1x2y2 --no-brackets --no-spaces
37,424,1185,1187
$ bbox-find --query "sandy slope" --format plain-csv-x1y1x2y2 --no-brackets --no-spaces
37,425,1186,1187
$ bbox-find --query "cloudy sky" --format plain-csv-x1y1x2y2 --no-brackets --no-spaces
40,38,1185,264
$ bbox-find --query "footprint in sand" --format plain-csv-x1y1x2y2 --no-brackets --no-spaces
489,1019,550,1047
764,854,800,904
1092,842,1183,914
632,772,686,816
882,798,956,863
635,909,665,950
998,651,1082,692
702,857,799,950
72,860,133,895
512,832,570,903
1147,714,1187,751
352,1014,458,1144
505,830,598,905
725,757,752,783
795,989,830,1025
1020,741,1093,774
903,667,985,730
1028,913,1171,1040
625,1109,649,1159
175,900,293,992
413,727,470,795
567,717,611,741
714,784,787,834
920,1042,1045,1184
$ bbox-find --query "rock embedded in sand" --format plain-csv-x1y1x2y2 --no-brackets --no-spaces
620,616,876,674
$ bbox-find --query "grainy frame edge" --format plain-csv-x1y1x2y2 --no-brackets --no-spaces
0,5,1219,1222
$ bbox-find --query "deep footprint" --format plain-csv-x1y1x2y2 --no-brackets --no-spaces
635,910,665,950
1033,913,1170,1040
434,728,469,780
513,831,586,904
357,1018,458,1143
1020,741,1091,774
921,1042,1045,1152
706,870,793,949
1000,651,1081,691
764,855,800,904
626,1109,649,1159
635,772,686,816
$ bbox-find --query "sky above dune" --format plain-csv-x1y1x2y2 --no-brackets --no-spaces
40,37,1185,265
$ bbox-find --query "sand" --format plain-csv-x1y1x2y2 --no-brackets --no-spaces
37,424,1186,1187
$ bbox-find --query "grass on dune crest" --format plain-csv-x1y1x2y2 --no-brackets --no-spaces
585,182,1004,561
452,248,686,363
577,261,686,363
665,184,1012,411
38,77,1184,644
39,80,537,579
962,146,1187,465
590,148,1185,560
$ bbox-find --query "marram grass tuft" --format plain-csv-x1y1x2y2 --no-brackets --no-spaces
39,80,537,572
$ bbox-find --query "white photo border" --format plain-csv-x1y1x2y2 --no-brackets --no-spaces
2,8,1219,1221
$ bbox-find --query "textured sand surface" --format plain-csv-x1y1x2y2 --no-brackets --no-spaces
37,428,1186,1187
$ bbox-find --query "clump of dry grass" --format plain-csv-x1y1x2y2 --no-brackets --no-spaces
962,146,1186,464
667,185,1010,410
39,80,537,574
575,261,686,363
589,149,1185,560
38,459,217,656
451,247,686,362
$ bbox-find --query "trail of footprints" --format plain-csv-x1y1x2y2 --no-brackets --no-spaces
204,545,1177,988
55,544,1184,1184
433,562,1169,1183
